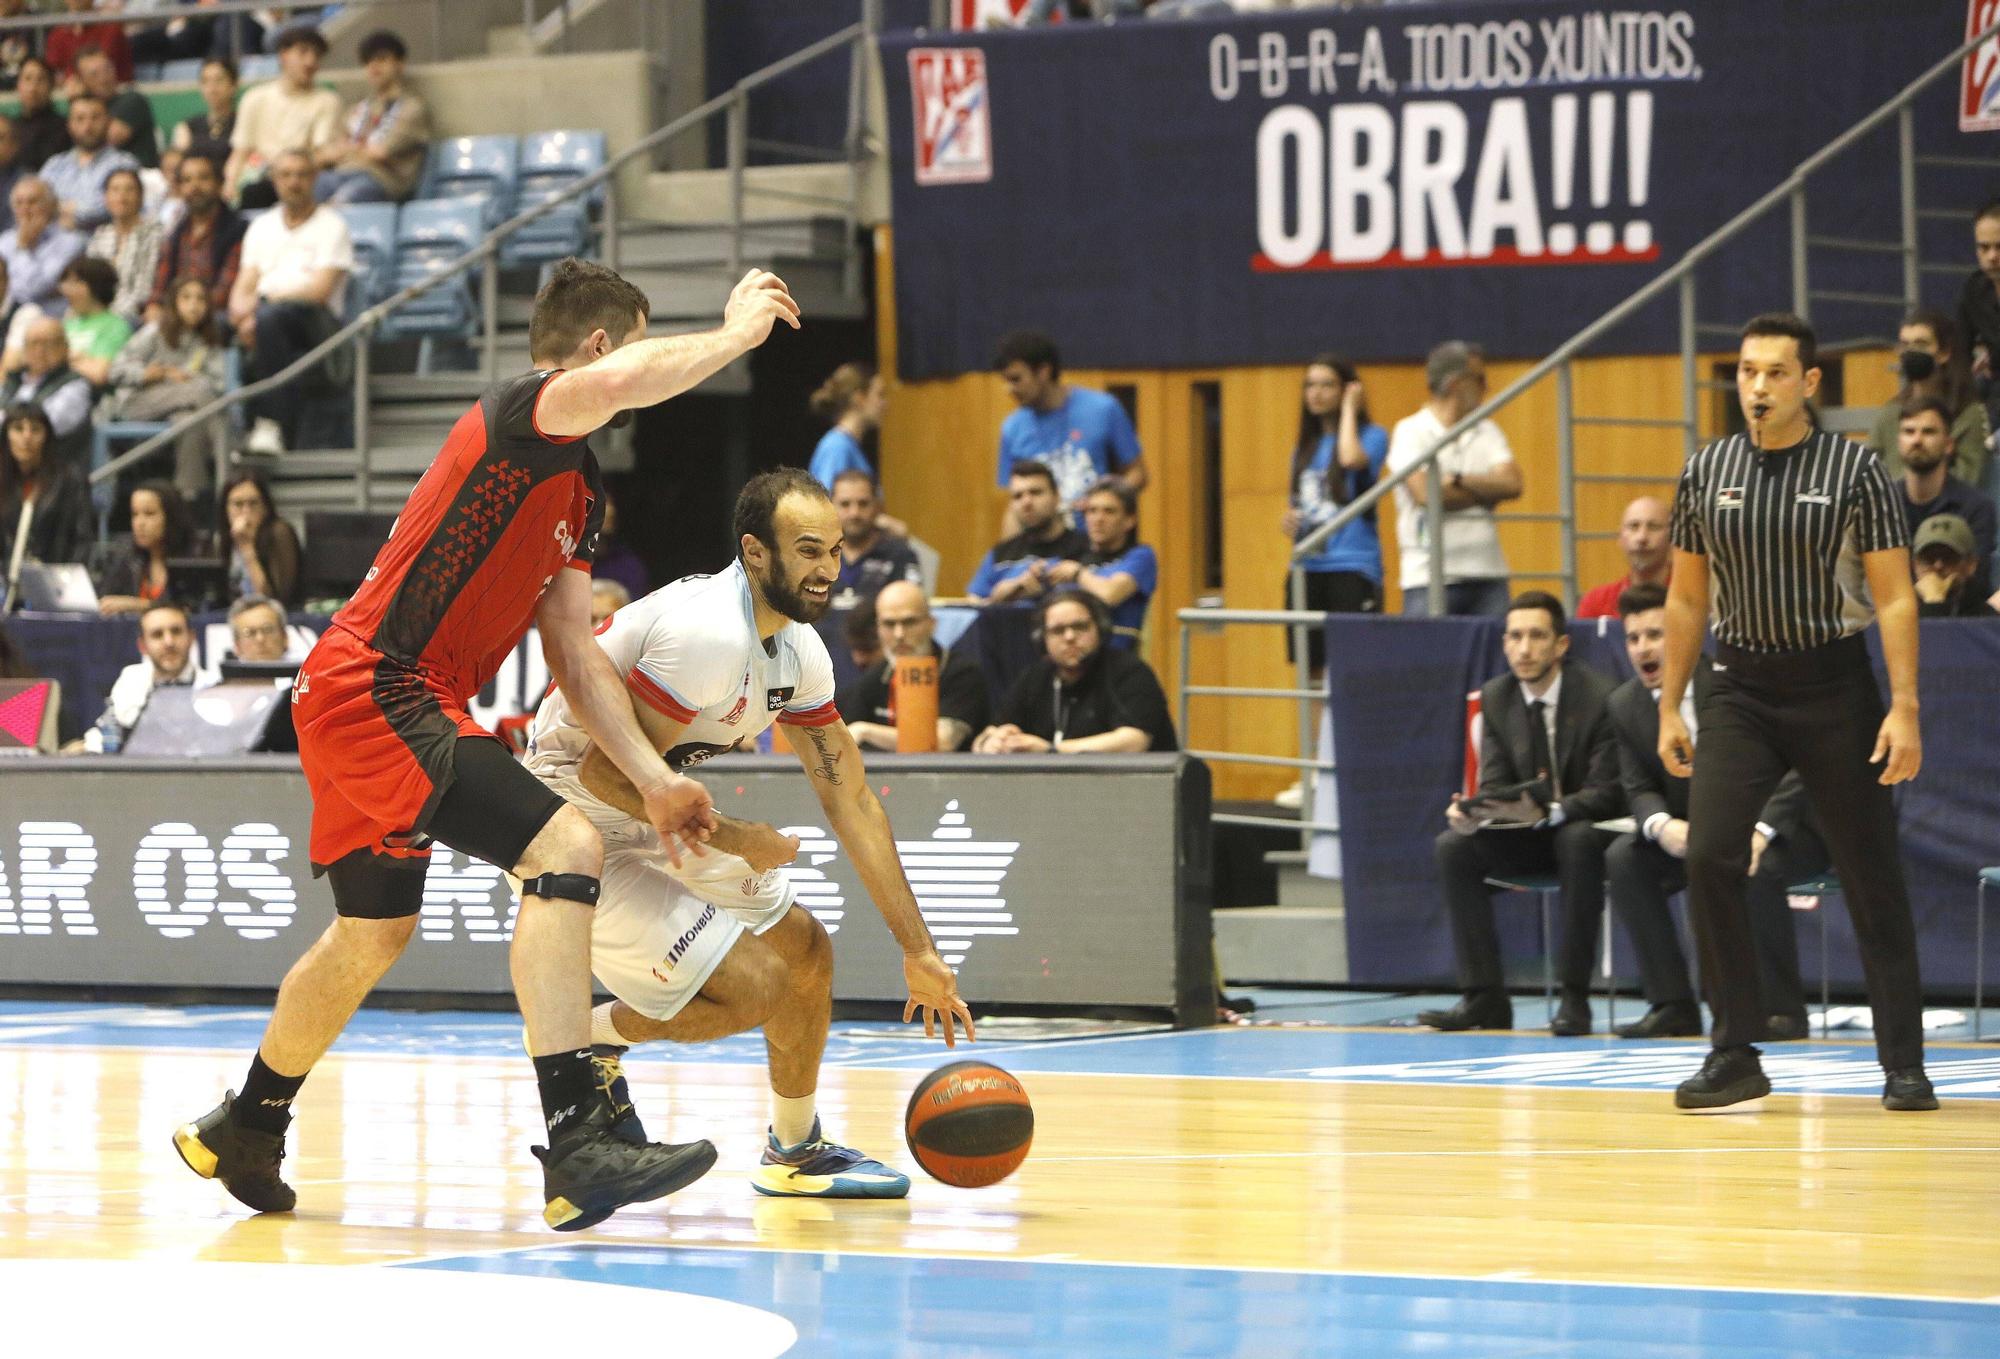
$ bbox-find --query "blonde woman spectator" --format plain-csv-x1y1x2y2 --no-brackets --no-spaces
107,274,226,495
87,167,161,326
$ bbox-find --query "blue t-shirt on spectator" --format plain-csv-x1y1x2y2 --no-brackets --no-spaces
1292,425,1388,581
810,427,872,491
1082,542,1157,647
965,525,1090,599
996,387,1141,506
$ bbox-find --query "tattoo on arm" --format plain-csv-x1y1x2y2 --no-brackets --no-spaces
802,724,843,784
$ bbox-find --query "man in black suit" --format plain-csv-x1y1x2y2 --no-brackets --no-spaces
1603,584,1822,1039
1420,591,1624,1035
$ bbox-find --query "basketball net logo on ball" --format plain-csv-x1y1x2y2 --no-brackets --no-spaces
904,1061,1033,1188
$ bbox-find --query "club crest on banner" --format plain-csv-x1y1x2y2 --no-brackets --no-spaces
909,47,993,186
1964,0,2000,132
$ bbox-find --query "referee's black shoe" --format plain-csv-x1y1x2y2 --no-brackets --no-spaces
1416,990,1513,1031
171,1091,296,1213
534,1098,717,1232
1882,1066,1939,1112
1674,1046,1770,1113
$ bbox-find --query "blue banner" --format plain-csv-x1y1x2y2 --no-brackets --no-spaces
881,0,1975,376
1325,615,2000,995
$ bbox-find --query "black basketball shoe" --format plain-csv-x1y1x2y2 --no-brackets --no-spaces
534,1099,716,1232
171,1091,297,1213
1674,1046,1771,1113
1882,1066,1939,1112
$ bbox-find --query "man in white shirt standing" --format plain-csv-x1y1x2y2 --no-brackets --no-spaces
228,149,352,456
1386,340,1523,615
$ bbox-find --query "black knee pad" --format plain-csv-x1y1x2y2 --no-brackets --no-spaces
521,872,601,907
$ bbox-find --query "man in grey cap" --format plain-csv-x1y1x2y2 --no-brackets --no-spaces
1385,339,1524,614
1911,514,1999,617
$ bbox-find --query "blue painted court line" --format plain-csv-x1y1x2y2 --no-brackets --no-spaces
406,1244,2000,1359
3,1001,1995,1098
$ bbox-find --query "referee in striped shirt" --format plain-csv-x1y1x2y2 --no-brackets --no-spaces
1660,312,1936,1114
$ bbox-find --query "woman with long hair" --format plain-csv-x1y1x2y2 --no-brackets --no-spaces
0,402,94,568
216,469,301,606
97,478,198,615
108,274,229,496
86,167,163,326
1280,353,1390,647
809,360,908,537
1868,309,1991,483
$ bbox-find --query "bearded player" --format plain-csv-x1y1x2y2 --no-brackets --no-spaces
521,468,975,1198
175,262,800,1231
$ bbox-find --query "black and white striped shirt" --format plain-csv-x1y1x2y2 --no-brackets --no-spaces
1669,429,1908,652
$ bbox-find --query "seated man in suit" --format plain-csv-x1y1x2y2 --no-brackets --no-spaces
1604,583,1822,1040
1421,591,1624,1036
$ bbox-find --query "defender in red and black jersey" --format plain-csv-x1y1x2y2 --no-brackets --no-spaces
175,260,802,1233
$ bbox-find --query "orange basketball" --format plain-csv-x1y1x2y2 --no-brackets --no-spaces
903,1060,1034,1188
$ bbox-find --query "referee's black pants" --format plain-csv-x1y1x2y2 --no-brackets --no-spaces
1685,634,1924,1070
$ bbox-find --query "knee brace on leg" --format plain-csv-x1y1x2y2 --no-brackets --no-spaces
520,873,601,907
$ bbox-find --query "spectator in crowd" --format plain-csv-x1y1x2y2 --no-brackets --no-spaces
216,470,299,606
89,598,195,752
226,594,295,662
0,401,93,567
1389,340,1523,616
1046,476,1155,647
0,116,22,235
1281,354,1388,648
1,177,85,329
1958,198,2000,435
1575,495,1671,620
97,477,197,613
993,329,1145,525
312,29,429,204
964,460,1089,604
229,148,352,456
146,150,242,324
0,318,93,465
1603,583,1817,1041
838,579,990,753
166,57,239,185
129,0,221,67
74,44,157,170
586,490,648,599
1419,591,1621,1035
1869,310,1990,484
10,58,71,173
40,92,140,231
1894,395,1996,602
0,3,33,94
829,468,920,609
842,596,881,673
55,253,129,385
87,166,159,325
589,578,629,628
973,588,1176,754
108,273,227,496
46,0,131,86
807,361,915,525
224,24,341,210
1911,516,2000,619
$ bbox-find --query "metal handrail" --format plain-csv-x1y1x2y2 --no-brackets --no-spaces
91,11,878,492
1286,17,2000,616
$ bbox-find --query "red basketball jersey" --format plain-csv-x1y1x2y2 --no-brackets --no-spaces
330,369,604,703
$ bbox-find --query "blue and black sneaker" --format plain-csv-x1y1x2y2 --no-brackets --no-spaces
752,1118,911,1199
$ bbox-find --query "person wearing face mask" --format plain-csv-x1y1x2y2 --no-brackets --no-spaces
1866,310,1990,485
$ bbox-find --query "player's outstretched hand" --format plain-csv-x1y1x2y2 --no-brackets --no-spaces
723,268,801,349
903,949,976,1049
644,774,718,868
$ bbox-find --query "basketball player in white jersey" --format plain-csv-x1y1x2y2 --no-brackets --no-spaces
523,467,974,1197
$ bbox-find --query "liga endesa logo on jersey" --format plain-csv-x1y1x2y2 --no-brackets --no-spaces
1217,14,1703,273
909,47,993,186
1963,0,2000,133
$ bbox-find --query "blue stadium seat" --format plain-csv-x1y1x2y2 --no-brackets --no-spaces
381,199,483,345
335,202,399,310
500,130,606,267
158,58,206,84
420,135,519,229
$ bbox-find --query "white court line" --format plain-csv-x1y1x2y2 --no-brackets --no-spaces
1026,1144,2000,1164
